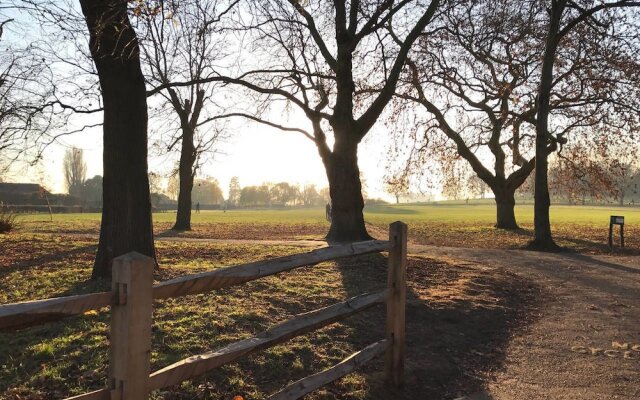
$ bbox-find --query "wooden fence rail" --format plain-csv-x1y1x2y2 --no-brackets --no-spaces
0,240,392,331
0,222,408,399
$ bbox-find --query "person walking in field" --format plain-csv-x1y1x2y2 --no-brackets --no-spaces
196,202,200,214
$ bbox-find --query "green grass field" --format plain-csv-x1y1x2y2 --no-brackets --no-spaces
16,202,640,226
0,218,535,399
13,203,639,253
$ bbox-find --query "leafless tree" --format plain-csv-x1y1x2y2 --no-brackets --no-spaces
77,0,157,277
0,14,69,170
135,0,235,230
395,0,639,231
532,0,640,249
63,146,87,195
152,0,443,241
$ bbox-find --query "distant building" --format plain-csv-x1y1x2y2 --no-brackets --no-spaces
0,183,51,205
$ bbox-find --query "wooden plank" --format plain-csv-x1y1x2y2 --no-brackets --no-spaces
385,221,408,387
0,291,113,331
153,240,392,300
149,290,388,390
269,339,389,400
63,388,110,400
109,252,154,399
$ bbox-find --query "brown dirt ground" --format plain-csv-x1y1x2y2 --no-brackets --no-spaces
407,245,640,400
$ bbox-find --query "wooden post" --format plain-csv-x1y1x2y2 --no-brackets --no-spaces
110,252,154,400
385,221,407,387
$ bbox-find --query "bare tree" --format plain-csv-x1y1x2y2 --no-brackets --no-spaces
136,0,233,231
395,0,541,228
384,174,409,204
0,15,65,169
152,0,443,241
396,0,639,230
63,146,87,196
532,0,640,249
227,176,240,206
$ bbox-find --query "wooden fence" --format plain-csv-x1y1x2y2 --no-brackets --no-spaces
0,222,408,399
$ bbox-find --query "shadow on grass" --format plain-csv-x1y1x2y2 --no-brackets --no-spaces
2,243,98,271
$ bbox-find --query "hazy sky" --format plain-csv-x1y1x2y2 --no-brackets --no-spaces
8,115,395,200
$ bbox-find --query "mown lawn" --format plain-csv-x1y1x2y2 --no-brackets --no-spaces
365,203,640,253
13,203,640,253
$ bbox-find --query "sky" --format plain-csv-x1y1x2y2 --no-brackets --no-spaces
6,115,397,200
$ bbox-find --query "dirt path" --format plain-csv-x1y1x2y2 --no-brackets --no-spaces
408,245,640,400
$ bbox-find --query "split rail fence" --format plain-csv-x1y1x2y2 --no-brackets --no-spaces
0,221,408,399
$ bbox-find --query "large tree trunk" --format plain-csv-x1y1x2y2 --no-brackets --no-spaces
80,0,156,279
173,127,196,230
494,188,518,229
531,0,565,250
533,142,554,246
324,138,372,243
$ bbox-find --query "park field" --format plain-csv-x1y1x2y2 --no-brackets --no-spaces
13,203,640,253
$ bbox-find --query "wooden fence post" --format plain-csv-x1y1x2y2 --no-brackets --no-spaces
110,252,154,400
385,221,407,387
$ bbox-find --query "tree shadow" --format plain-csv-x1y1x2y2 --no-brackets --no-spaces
559,253,640,275
1,243,98,271
326,252,539,399
434,247,639,304
0,242,539,399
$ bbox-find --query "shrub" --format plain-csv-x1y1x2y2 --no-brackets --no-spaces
0,208,17,233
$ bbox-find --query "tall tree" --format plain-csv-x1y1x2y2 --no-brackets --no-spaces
63,146,87,196
0,16,64,169
79,0,156,278
173,0,443,241
532,0,640,249
137,0,232,231
193,178,225,205
396,0,542,228
397,0,639,231
228,176,241,206
384,174,409,204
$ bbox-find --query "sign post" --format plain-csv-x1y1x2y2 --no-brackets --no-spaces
609,216,625,248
